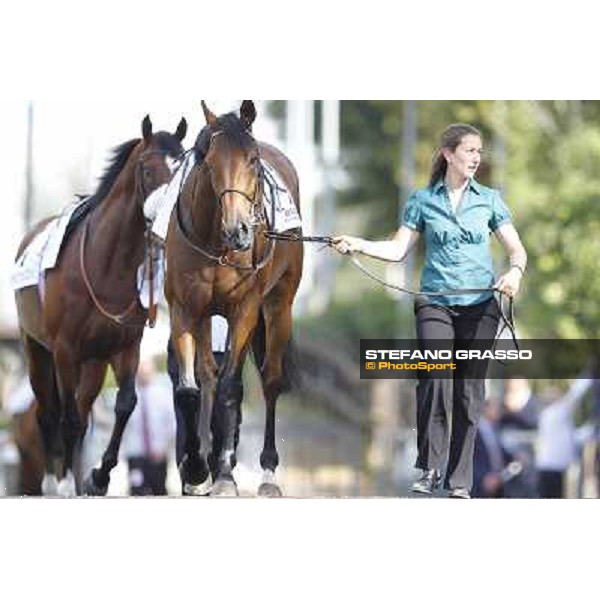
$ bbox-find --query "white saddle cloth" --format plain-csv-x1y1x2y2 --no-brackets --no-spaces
11,199,85,291
145,153,302,242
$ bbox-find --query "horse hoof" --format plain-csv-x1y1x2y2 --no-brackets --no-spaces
82,472,108,497
210,476,239,497
57,473,77,498
41,474,59,496
182,473,213,496
179,454,212,496
258,483,283,498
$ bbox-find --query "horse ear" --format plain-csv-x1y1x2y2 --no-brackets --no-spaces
142,115,153,141
175,117,187,142
201,101,217,126
240,100,256,130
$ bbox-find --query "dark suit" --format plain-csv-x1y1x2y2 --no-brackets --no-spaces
472,419,512,498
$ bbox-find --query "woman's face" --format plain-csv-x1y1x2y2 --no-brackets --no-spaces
444,134,482,180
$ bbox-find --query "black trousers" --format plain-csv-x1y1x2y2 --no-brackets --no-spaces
414,296,500,491
538,469,564,498
128,457,168,496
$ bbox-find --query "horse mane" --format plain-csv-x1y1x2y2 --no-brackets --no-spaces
60,139,140,245
90,138,141,209
194,112,254,163
91,132,182,206
62,132,183,246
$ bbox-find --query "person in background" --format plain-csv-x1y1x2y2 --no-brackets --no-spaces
123,358,176,496
536,377,592,498
499,377,539,497
472,397,512,498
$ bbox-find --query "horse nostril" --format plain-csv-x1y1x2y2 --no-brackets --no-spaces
239,222,249,237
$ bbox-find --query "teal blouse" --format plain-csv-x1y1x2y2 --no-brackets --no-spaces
401,178,512,306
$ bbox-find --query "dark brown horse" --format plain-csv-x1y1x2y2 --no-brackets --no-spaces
14,116,186,495
165,100,303,496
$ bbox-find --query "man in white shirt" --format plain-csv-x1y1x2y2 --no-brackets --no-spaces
536,378,592,498
122,359,176,495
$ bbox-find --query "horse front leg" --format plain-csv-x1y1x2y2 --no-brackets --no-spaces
211,303,259,497
81,355,134,496
172,311,211,496
73,361,108,495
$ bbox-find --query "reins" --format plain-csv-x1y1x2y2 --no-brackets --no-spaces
79,218,157,326
261,232,520,353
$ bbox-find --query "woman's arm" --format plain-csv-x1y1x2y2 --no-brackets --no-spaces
494,223,527,297
332,225,421,263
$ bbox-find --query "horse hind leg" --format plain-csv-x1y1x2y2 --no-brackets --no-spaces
208,353,244,483
22,334,61,496
53,342,83,497
255,303,296,498
12,405,45,495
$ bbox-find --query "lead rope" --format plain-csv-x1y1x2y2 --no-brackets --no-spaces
146,229,157,328
80,217,158,328
79,218,143,325
347,252,520,358
259,232,520,356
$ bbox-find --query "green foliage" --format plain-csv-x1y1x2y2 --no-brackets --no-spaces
298,289,414,356
269,101,600,342
506,102,600,338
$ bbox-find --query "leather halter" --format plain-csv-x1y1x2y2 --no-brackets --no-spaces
174,132,276,271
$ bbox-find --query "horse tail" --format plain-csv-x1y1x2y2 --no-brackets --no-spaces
251,310,301,393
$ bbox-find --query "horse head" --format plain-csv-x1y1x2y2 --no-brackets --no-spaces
196,100,260,252
137,114,187,206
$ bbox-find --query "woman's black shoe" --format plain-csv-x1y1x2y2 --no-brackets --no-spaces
411,470,442,495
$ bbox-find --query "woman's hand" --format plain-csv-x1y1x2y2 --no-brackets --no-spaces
494,267,523,297
331,235,364,255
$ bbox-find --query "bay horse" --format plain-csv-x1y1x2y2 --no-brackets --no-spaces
14,116,187,495
165,100,303,497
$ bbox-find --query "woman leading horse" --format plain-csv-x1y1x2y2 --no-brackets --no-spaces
165,100,303,497
14,116,186,495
